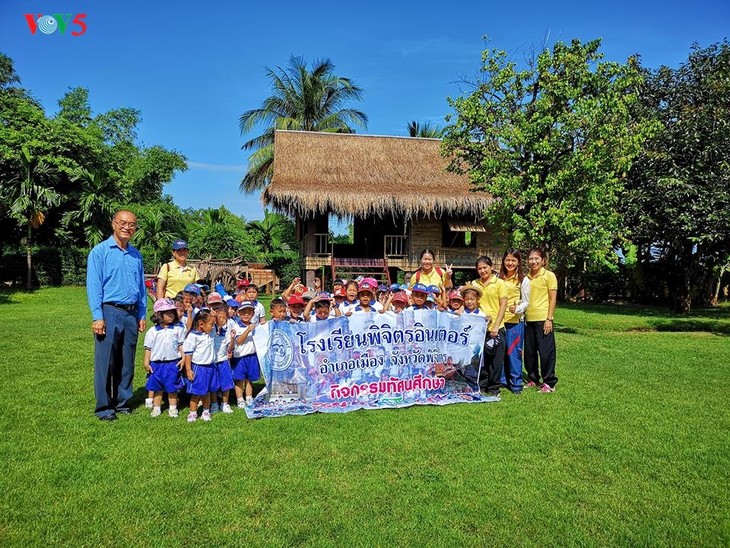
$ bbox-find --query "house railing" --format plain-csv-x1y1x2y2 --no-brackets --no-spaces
384,235,407,257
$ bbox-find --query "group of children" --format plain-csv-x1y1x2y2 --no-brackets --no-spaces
275,276,488,321
142,274,498,422
143,281,265,422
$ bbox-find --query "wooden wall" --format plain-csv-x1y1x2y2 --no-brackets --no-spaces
407,218,508,272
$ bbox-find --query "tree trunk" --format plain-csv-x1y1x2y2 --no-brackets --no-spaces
712,265,727,306
25,223,32,290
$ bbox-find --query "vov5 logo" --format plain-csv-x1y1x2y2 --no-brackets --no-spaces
24,14,88,36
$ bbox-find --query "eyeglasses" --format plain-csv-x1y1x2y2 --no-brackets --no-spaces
114,220,138,229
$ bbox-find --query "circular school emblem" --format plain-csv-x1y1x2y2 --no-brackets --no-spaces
269,330,294,371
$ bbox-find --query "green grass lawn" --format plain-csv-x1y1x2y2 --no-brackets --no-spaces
1,287,728,546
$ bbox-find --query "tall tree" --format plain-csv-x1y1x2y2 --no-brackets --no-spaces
2,147,60,288
622,41,730,311
238,56,368,192
442,38,652,273
61,169,119,247
57,87,93,127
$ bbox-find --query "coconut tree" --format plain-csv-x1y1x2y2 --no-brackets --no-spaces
239,55,368,192
407,120,444,138
3,147,60,289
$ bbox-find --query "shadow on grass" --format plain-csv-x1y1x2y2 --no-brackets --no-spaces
555,326,580,334
0,294,18,305
562,302,730,320
648,319,730,335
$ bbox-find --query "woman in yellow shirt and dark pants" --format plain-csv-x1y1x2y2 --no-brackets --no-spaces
524,248,558,392
472,255,508,398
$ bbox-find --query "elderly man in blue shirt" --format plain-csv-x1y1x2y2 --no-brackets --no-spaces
86,210,147,421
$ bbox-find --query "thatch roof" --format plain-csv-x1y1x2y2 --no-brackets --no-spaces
263,130,492,219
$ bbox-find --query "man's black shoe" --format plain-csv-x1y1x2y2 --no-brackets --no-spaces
98,414,118,422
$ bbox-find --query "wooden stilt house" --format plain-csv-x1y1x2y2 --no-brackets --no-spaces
263,130,506,286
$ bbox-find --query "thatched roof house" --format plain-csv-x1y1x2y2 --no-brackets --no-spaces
263,130,493,220
262,130,505,284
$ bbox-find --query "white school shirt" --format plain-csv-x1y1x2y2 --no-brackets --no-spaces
144,322,184,361
462,307,487,318
213,324,232,363
231,321,256,357
180,306,201,334
338,300,358,315
183,330,216,365
250,300,266,325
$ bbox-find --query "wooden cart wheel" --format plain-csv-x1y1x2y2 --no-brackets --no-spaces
219,269,237,294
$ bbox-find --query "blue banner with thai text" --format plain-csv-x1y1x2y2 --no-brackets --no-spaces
247,309,499,419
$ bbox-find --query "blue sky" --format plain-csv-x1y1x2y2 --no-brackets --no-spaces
1,0,728,220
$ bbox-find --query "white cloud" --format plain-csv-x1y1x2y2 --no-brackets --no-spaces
188,161,246,173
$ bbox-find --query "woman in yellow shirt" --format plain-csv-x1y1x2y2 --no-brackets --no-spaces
524,248,558,393
471,255,507,398
408,248,453,291
498,249,531,394
156,240,200,299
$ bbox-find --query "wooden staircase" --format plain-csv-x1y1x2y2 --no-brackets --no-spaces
331,258,391,285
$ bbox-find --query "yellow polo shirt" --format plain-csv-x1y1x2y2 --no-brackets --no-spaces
157,260,199,298
502,274,523,324
472,274,508,331
525,267,558,322
409,268,445,289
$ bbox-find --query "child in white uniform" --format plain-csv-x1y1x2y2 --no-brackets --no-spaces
143,298,185,417
183,310,216,422
230,301,260,407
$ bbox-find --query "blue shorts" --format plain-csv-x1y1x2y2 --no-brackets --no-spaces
188,363,215,396
231,353,261,382
145,360,183,393
212,360,235,392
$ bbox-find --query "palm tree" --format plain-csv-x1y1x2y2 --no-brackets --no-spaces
407,120,444,138
247,209,288,259
133,208,177,268
3,147,60,289
239,55,368,192
62,169,118,247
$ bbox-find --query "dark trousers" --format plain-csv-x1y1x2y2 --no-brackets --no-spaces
524,321,557,388
94,305,139,417
479,328,506,393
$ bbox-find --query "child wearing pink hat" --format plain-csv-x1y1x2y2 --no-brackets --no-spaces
143,299,185,418
349,279,377,315
446,290,465,315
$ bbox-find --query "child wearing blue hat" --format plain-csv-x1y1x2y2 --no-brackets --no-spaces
181,283,202,332
208,293,235,414
408,283,431,310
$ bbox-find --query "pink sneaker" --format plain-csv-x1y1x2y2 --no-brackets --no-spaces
525,381,537,389
539,383,555,393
